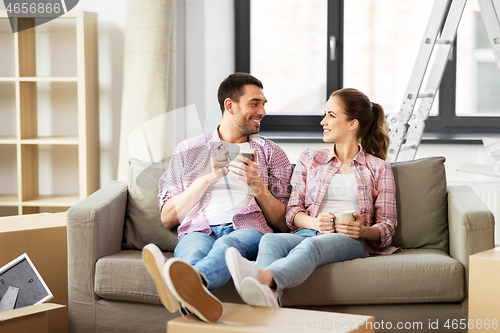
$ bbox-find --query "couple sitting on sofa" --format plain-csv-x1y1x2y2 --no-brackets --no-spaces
142,73,399,323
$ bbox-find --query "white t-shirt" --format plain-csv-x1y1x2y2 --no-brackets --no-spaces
317,173,360,216
203,142,254,225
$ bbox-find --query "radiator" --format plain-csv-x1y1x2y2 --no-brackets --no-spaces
452,182,500,246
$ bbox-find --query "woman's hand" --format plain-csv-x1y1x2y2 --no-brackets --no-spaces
335,213,381,241
312,212,335,234
335,213,363,239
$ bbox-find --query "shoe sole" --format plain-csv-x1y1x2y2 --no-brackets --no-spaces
142,244,180,312
239,277,279,308
165,259,224,323
225,247,243,292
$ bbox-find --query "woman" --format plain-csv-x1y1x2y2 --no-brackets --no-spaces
225,88,399,307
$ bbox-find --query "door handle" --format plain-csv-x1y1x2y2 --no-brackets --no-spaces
329,36,336,61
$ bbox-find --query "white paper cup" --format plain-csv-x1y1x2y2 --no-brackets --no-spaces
333,211,356,224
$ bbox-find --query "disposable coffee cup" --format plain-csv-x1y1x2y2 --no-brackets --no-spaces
227,152,253,163
333,211,356,225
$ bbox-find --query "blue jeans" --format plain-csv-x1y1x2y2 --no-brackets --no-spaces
174,223,263,290
256,229,365,296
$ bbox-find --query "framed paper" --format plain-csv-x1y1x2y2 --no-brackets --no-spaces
0,253,53,309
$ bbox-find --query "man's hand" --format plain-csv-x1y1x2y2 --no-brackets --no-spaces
227,148,263,193
208,149,230,183
335,213,363,239
312,212,335,234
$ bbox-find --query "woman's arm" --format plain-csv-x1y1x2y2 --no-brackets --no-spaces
293,211,335,234
285,150,312,231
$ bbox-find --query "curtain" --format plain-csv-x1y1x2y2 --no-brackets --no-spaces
117,0,176,181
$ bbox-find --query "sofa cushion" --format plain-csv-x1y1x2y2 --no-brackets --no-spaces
390,156,449,251
95,249,463,307
95,250,173,305
281,249,464,306
122,158,178,252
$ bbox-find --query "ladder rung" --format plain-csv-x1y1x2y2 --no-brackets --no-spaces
400,144,418,151
418,92,435,99
436,38,453,45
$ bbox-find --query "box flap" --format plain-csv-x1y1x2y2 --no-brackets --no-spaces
168,303,374,332
0,213,66,233
0,303,65,321
456,163,499,178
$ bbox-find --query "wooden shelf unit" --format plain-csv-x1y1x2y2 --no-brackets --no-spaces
0,11,99,216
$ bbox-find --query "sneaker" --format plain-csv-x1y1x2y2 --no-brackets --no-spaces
225,247,259,293
179,306,191,316
239,276,280,308
142,244,180,312
164,258,224,323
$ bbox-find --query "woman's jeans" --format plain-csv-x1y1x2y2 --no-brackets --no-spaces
174,223,263,290
256,229,365,296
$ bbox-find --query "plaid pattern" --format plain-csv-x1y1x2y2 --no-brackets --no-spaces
159,128,292,239
286,146,399,256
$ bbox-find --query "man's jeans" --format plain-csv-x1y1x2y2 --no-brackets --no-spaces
256,229,365,296
174,223,263,290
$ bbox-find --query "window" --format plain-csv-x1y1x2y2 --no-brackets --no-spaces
235,0,500,142
457,3,500,116
235,0,342,136
426,0,500,134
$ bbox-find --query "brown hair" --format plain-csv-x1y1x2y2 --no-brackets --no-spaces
217,73,263,114
330,88,389,160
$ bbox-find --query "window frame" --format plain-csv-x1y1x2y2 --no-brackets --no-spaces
234,0,342,140
235,0,500,143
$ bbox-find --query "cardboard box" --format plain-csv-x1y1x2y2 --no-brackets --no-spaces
469,247,500,333
0,303,65,333
0,213,68,333
167,302,375,333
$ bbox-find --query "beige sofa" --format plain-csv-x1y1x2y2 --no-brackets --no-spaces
67,156,495,332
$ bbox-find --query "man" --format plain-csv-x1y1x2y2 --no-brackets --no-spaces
143,73,291,323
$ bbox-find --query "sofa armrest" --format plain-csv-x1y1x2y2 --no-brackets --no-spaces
448,185,495,278
66,181,128,323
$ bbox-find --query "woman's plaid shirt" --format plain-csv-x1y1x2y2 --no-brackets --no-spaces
286,146,400,256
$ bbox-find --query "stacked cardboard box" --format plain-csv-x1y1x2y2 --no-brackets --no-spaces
0,213,67,333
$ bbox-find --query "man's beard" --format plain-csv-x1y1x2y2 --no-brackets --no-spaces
236,117,259,136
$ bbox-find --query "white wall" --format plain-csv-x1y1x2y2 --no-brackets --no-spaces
183,0,234,134
71,0,126,185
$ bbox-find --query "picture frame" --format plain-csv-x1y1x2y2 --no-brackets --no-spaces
0,253,53,309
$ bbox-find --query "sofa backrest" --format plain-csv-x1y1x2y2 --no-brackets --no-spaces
122,158,178,252
391,156,449,252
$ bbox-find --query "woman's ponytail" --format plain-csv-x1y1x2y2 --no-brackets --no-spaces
360,102,389,160
330,88,390,160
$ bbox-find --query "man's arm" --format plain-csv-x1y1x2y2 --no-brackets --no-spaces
250,178,288,232
161,150,229,229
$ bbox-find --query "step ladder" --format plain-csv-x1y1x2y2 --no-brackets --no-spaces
387,0,500,162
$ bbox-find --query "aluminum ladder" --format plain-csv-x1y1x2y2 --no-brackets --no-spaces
387,0,500,162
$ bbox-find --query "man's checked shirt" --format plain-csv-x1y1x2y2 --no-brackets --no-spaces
159,128,292,239
286,146,400,256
